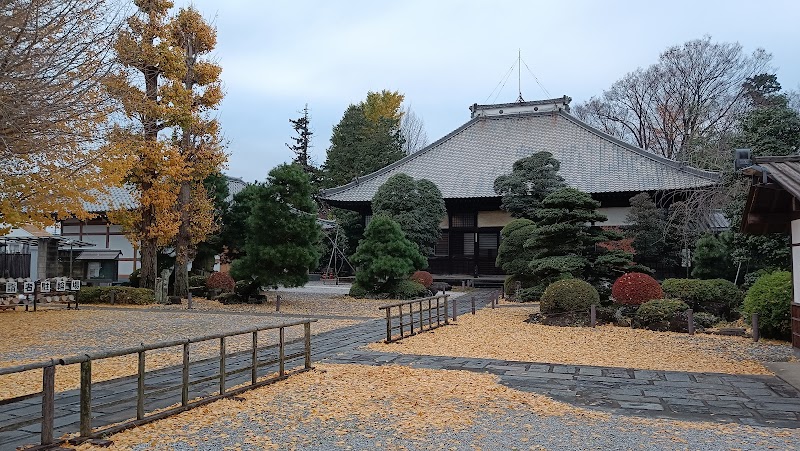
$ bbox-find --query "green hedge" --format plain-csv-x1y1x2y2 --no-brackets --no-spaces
540,279,599,314
634,299,689,331
78,286,156,305
743,271,792,340
661,278,744,319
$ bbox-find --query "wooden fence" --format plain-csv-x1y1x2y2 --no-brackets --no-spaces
0,319,315,449
379,294,449,343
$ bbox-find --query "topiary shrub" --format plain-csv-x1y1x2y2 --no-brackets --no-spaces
705,279,744,320
348,282,368,298
516,287,541,303
661,278,720,309
743,271,792,340
128,269,141,288
78,286,156,305
693,312,719,328
206,272,235,293
634,299,689,331
611,272,663,305
391,280,427,299
188,274,207,288
234,279,259,299
410,271,434,288
540,279,599,314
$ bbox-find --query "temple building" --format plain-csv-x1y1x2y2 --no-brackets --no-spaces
321,96,720,275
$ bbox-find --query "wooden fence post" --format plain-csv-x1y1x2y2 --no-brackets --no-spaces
452,296,457,322
137,350,145,420
276,294,281,312
219,337,226,395
385,308,392,343
444,296,449,325
590,305,596,328
304,321,312,369
752,313,760,342
41,365,55,445
251,331,258,384
79,360,92,437
471,296,476,315
687,309,695,335
182,343,189,406
279,327,286,377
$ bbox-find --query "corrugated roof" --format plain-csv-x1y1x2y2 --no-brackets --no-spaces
755,156,800,200
321,110,719,204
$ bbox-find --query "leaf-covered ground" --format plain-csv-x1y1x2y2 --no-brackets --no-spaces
0,309,358,399
369,305,794,374
72,364,800,451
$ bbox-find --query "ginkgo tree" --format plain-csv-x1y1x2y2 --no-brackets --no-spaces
107,0,225,291
170,6,227,297
0,0,129,232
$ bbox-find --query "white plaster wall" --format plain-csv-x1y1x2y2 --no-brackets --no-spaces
478,210,513,228
83,224,107,234
597,207,631,227
792,220,800,304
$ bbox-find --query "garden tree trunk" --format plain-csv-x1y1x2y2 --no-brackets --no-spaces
139,60,160,291
173,181,192,297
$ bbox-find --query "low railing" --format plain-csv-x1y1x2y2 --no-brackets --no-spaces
0,319,315,449
379,294,449,343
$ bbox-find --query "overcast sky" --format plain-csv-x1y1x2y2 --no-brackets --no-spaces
176,0,800,183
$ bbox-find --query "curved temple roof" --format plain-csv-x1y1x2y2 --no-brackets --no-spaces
321,106,719,204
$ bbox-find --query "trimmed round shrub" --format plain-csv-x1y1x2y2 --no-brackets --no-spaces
234,279,258,299
693,312,719,328
127,269,140,288
743,271,792,340
516,287,540,303
634,299,689,331
661,278,720,307
391,280,427,299
540,279,599,314
206,272,235,292
410,271,434,288
78,286,156,305
705,279,744,319
348,282,368,298
611,272,663,305
188,274,208,288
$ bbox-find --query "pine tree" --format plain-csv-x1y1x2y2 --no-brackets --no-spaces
351,215,426,294
493,152,566,219
230,164,321,288
625,193,680,268
287,105,314,169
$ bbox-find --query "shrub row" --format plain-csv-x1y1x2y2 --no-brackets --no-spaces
78,286,156,305
662,278,743,319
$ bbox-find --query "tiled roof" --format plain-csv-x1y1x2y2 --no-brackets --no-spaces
83,186,138,212
321,110,720,204
84,175,249,212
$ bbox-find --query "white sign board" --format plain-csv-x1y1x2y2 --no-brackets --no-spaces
56,280,66,292
23,281,35,294
40,281,51,293
4,281,16,294
70,280,81,291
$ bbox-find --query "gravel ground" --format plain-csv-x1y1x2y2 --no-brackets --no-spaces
74,365,799,451
119,414,799,451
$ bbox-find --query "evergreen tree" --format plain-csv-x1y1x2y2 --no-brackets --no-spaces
625,192,680,268
496,218,537,287
286,104,323,191
493,152,566,219
692,232,737,280
351,215,426,294
230,164,321,287
191,172,230,273
371,174,446,256
522,188,638,299
322,103,405,188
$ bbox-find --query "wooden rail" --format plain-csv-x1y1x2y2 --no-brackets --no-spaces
379,294,449,343
0,319,316,449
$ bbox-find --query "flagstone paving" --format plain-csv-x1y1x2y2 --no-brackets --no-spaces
1,289,798,450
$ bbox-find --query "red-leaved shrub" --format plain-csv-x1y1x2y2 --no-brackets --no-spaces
612,272,663,305
410,270,434,288
206,272,235,292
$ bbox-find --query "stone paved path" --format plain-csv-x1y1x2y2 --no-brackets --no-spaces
2,289,799,450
